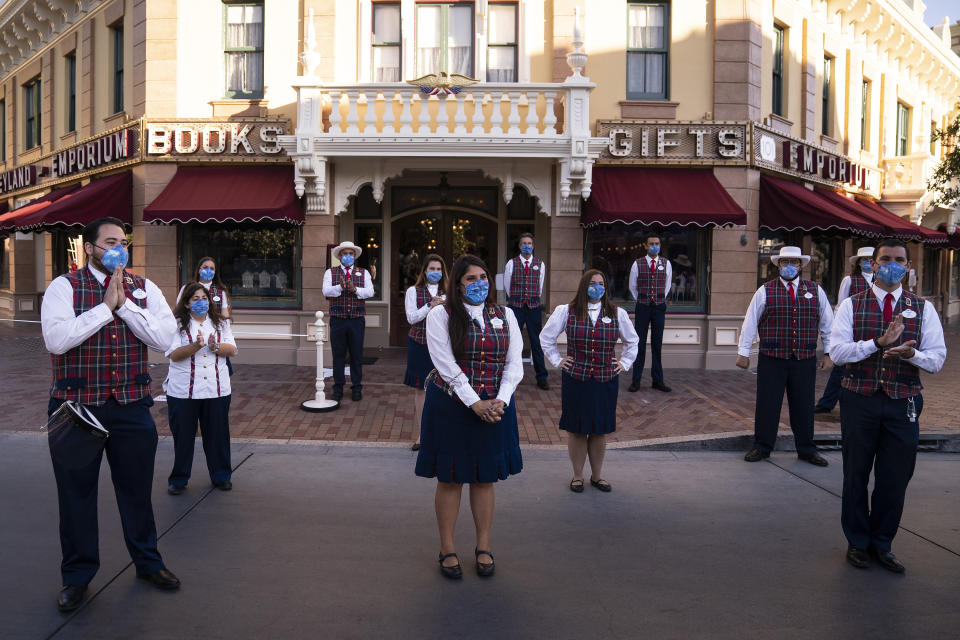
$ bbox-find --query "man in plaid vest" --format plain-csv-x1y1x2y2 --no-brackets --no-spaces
503,232,549,389
40,217,180,611
737,246,833,467
322,241,375,401
628,234,673,393
829,239,946,573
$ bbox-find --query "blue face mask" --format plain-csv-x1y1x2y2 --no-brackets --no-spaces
875,261,907,286
340,254,355,267
520,244,534,256
199,267,215,281
98,245,129,272
587,283,605,301
426,270,443,284
859,260,873,274
647,244,660,256
190,299,210,316
779,263,799,280
463,280,489,305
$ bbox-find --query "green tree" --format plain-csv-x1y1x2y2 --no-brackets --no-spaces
928,107,960,208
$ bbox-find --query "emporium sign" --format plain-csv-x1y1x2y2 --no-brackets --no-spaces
597,121,748,164
51,126,139,178
0,165,38,195
753,123,873,192
145,120,286,159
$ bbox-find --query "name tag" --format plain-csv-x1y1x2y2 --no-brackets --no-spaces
804,292,813,299
657,265,664,271
212,295,222,302
901,309,917,319
490,318,504,330
132,288,148,299
601,317,612,324
532,265,540,271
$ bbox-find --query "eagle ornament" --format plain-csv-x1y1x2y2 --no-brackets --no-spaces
407,71,479,95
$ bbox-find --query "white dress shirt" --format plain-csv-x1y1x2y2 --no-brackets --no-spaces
405,284,443,324
177,281,230,313
737,278,834,357
836,273,873,303
503,255,545,299
42,264,177,355
322,266,375,299
829,284,947,373
163,316,237,398
628,255,673,301
539,303,640,371
425,303,524,407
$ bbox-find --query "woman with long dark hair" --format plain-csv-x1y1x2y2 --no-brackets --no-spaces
164,282,238,494
415,254,523,579
540,269,639,492
404,254,447,451
178,256,230,318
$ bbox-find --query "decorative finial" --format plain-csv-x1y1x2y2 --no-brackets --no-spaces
566,7,587,79
300,8,322,77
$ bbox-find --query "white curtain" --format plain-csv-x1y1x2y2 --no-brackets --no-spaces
628,4,664,49
226,4,263,94
627,52,664,95
486,46,516,82
417,5,441,74
488,4,516,44
374,46,401,82
373,4,401,44
226,5,263,48
448,6,473,75
227,52,264,94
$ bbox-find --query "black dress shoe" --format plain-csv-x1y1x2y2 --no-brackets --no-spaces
814,406,833,414
352,390,362,401
846,546,870,569
744,448,770,462
332,391,343,401
536,379,550,390
411,442,421,451
167,484,185,495
214,481,233,491
57,585,87,612
475,549,495,577
652,382,672,392
138,568,181,590
627,382,641,392
438,553,462,580
869,548,906,573
799,452,829,467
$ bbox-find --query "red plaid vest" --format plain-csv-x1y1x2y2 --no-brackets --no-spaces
508,256,543,309
635,257,667,305
848,274,871,298
841,290,923,399
328,267,366,318
50,268,151,406
758,279,820,360
407,286,433,345
207,283,226,313
565,306,620,382
431,305,509,401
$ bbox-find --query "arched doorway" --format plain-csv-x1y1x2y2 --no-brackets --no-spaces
390,207,499,345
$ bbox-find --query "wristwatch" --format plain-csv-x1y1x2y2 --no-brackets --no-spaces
873,337,883,350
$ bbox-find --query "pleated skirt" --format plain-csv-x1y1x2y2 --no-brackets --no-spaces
559,371,619,435
403,337,433,390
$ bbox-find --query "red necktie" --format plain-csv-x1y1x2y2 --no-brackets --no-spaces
103,275,111,289
524,260,529,274
883,293,894,324
787,281,796,303
649,259,656,275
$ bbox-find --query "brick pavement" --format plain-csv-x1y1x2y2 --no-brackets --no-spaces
2,318,956,445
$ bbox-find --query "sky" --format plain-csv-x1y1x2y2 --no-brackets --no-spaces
922,0,958,27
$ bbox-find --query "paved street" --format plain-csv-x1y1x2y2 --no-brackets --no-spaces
1,435,958,640
1,318,956,447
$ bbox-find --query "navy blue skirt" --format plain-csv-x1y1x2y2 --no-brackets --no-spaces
415,383,523,483
559,372,619,435
403,337,433,389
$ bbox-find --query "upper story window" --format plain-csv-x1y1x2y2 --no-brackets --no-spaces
772,24,784,116
416,3,474,77
821,56,832,136
24,78,42,151
372,3,401,82
112,25,124,113
224,2,264,98
860,79,870,151
930,121,937,156
1,100,6,162
627,2,669,100
487,3,517,82
66,53,76,132
896,102,910,157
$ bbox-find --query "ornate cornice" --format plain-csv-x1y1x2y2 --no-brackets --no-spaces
0,1,100,77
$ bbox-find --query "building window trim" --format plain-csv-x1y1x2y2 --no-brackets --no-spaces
896,102,910,157
372,3,402,82
772,24,784,117
415,2,476,78
860,79,870,151
66,53,77,132
111,26,124,114
626,1,670,101
821,55,832,137
24,77,42,151
223,1,265,100
1,99,6,162
486,2,518,83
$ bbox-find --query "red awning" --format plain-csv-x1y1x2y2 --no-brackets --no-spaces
853,196,948,244
0,185,83,232
15,173,132,231
582,167,747,228
143,166,303,225
760,175,884,237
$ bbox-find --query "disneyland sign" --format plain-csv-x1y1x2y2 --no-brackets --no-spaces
51,127,139,179
597,121,748,164
145,120,286,159
753,123,874,192
0,165,38,195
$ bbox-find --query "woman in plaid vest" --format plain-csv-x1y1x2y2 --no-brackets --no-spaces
164,282,238,495
40,217,180,611
829,239,946,573
540,269,639,493
414,255,523,579
404,254,447,451
815,246,875,414
178,256,234,376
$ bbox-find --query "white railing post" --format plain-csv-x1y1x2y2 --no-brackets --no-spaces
301,310,339,412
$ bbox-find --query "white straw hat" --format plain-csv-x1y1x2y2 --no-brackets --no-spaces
769,246,810,266
332,241,362,260
848,246,874,266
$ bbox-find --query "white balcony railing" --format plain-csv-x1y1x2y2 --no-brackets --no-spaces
882,152,938,193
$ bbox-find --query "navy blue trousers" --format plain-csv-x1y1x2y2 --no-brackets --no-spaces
330,316,365,393
47,396,166,586
167,395,232,487
753,355,817,456
815,364,846,410
840,389,921,552
632,302,666,385
509,305,548,382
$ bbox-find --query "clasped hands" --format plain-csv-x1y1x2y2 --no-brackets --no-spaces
192,331,220,353
877,314,917,360
471,398,506,423
101,266,127,311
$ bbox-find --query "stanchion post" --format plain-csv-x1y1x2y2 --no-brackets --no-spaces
301,310,339,412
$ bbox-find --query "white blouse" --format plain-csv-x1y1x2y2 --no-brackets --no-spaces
163,316,237,399
404,284,443,324
424,303,524,407
539,303,640,371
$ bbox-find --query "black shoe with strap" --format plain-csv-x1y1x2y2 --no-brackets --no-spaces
569,478,584,493
438,552,462,579
475,549,495,577
590,478,612,492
